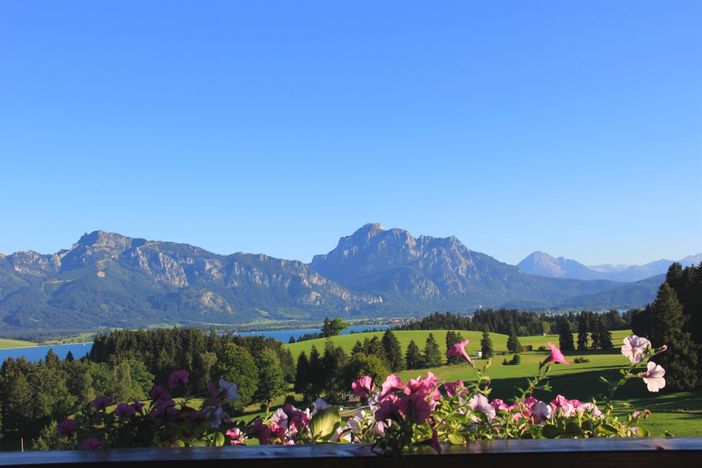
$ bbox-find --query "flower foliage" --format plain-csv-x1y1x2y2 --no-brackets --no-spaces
58,336,666,454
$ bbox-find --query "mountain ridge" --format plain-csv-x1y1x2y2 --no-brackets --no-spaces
0,225,675,337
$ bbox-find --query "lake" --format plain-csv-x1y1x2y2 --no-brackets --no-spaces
0,324,389,362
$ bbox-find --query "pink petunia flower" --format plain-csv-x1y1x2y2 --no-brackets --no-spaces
446,339,472,364
91,395,111,411
442,380,466,397
643,361,666,392
490,398,511,411
406,372,441,401
226,427,246,445
621,335,651,364
379,374,405,399
168,369,190,389
351,375,375,399
531,401,553,423
550,395,579,417
57,418,77,437
79,437,104,450
542,342,570,366
149,384,171,401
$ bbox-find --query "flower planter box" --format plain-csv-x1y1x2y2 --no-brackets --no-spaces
0,438,700,468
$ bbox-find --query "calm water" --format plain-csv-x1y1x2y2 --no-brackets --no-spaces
0,324,389,362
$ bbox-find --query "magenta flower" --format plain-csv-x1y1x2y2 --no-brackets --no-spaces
168,369,190,389
91,395,111,411
375,394,409,422
550,395,579,417
542,342,570,366
151,398,178,418
149,384,171,401
621,335,651,364
226,427,245,445
79,437,104,450
406,372,441,401
446,339,472,364
57,418,77,437
643,361,666,392
490,398,511,411
442,380,466,397
352,375,375,399
379,374,405,399
115,402,136,421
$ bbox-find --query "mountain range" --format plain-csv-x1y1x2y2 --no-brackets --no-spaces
517,251,701,282
0,224,682,337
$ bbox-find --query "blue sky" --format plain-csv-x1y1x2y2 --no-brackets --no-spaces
1,1,700,266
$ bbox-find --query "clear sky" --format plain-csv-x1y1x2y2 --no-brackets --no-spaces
1,1,700,266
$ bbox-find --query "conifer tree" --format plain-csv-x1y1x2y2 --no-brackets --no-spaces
367,337,386,365
308,345,324,399
351,340,364,356
422,333,443,367
577,315,589,351
596,316,613,349
650,283,700,390
294,351,310,397
506,328,522,354
480,329,494,359
381,330,405,371
405,340,423,369
557,317,575,352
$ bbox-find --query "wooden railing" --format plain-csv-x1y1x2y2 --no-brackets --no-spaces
0,438,700,467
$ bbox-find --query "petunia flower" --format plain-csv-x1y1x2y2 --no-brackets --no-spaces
430,428,442,454
149,384,171,401
219,378,239,401
379,374,405,399
531,401,553,423
57,418,77,437
446,339,472,364
469,394,496,420
442,380,466,397
115,402,136,421
621,335,651,364
643,361,666,392
79,437,104,450
168,369,190,389
550,395,578,417
91,395,111,411
541,342,570,366
351,375,375,399
226,427,245,445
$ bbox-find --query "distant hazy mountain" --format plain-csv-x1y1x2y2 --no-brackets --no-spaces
0,225,667,337
518,251,700,282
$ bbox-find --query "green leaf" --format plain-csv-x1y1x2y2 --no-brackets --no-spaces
214,432,225,447
448,433,465,445
309,407,341,440
174,439,186,448
541,424,560,438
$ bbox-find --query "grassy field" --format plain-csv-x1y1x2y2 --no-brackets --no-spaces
283,329,702,437
0,338,36,349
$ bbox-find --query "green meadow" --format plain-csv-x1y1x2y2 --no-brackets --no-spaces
0,338,36,349
284,329,702,437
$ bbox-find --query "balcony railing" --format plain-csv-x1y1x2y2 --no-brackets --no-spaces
0,438,700,467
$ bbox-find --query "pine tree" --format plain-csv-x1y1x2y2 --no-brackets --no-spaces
405,340,423,369
351,340,364,356
367,337,386,365
321,342,348,400
577,315,589,351
294,351,310,397
445,331,465,365
254,350,287,411
558,318,575,352
308,345,324,399
480,329,494,359
650,283,700,390
596,316,613,349
423,333,443,367
506,328,522,354
381,330,405,371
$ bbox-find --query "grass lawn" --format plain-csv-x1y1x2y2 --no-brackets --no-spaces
284,329,702,437
0,338,36,349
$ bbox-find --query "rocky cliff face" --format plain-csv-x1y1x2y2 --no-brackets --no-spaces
0,226,664,336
